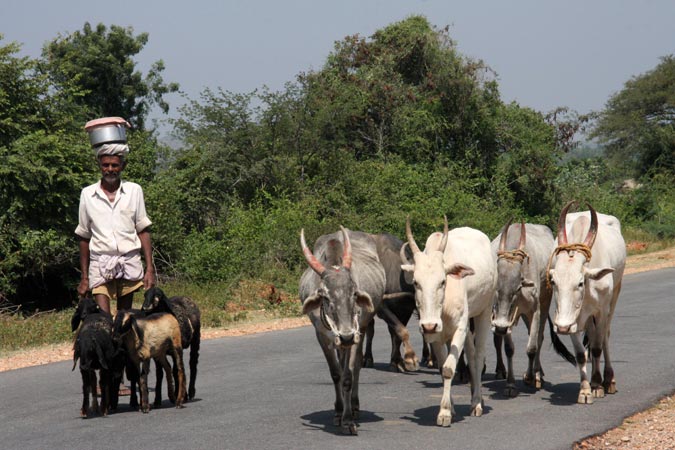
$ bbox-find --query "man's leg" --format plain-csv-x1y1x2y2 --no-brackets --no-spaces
94,294,111,314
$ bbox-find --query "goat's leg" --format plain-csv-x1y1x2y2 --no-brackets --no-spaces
188,327,200,400
80,370,91,418
172,347,187,408
139,360,151,413
153,358,164,407
159,355,175,405
99,369,111,416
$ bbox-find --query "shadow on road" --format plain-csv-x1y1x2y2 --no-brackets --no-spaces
300,409,383,435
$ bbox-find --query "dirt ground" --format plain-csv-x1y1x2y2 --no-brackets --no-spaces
1,247,674,449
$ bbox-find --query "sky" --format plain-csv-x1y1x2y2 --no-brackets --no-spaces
3,0,675,130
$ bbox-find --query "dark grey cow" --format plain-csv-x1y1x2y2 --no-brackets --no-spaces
363,232,418,372
490,220,575,397
299,227,385,435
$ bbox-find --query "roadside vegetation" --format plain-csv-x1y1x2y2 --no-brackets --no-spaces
1,17,673,353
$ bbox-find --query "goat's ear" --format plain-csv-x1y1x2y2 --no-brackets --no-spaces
71,311,82,332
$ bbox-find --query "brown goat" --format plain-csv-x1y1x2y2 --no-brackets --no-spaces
112,311,186,413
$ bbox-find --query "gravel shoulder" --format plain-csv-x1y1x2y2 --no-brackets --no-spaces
2,247,674,448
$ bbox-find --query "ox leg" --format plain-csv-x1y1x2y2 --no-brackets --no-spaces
467,311,489,416
494,334,506,380
603,282,621,394
503,333,517,397
338,346,358,435
378,303,418,372
570,333,592,404
362,319,375,368
524,308,545,389
432,340,456,426
587,318,606,399
316,331,344,426
422,342,437,368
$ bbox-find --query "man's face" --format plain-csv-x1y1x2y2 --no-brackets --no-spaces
99,155,125,185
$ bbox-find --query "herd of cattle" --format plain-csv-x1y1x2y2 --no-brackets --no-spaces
299,200,626,435
70,200,626,435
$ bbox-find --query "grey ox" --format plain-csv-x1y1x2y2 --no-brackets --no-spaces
549,201,626,404
402,218,497,426
491,220,575,397
299,227,385,435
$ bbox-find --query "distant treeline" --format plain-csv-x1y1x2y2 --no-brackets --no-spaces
0,17,673,309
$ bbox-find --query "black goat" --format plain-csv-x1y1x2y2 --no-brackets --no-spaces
142,287,201,401
112,310,187,413
71,298,123,417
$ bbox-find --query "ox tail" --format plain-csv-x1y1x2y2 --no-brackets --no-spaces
547,315,576,366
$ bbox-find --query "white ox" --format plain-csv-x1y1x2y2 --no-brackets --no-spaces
402,218,496,426
549,202,626,404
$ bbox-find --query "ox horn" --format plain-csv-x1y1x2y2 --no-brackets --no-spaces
300,229,326,275
405,216,421,255
340,226,352,270
438,215,449,252
499,217,514,252
518,220,527,251
583,203,599,249
557,200,577,245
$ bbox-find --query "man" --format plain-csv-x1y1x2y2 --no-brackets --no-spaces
75,119,155,314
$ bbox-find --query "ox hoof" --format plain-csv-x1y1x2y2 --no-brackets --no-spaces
504,385,519,398
363,357,374,369
470,404,483,417
342,423,358,435
436,411,453,427
577,391,594,404
592,386,605,398
188,388,196,401
404,358,419,372
333,413,342,426
603,379,617,394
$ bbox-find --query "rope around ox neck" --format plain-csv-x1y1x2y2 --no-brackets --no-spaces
545,243,593,289
497,248,529,262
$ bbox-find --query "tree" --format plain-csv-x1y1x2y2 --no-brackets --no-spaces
41,23,179,129
592,55,675,176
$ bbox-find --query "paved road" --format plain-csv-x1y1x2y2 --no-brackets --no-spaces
1,268,673,450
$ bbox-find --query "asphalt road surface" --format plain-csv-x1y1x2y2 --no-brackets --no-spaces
1,268,673,450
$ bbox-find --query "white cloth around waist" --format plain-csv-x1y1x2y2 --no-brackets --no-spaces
89,250,144,289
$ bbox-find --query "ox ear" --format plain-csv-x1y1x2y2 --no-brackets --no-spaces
446,263,475,280
355,290,374,313
302,290,325,315
584,267,614,280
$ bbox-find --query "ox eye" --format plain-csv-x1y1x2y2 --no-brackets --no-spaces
578,281,584,288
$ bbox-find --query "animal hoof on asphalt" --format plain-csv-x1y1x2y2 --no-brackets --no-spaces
603,380,617,394
333,414,341,426
577,391,594,404
592,387,605,398
471,404,483,417
437,411,453,427
342,423,358,435
504,385,518,398
535,374,543,389
404,357,419,372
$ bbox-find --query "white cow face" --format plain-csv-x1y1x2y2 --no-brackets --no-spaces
550,251,613,334
402,250,474,338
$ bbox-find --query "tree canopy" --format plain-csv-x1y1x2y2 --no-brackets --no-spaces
592,55,675,176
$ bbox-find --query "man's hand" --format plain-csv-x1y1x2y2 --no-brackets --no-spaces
77,278,89,299
143,268,156,290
